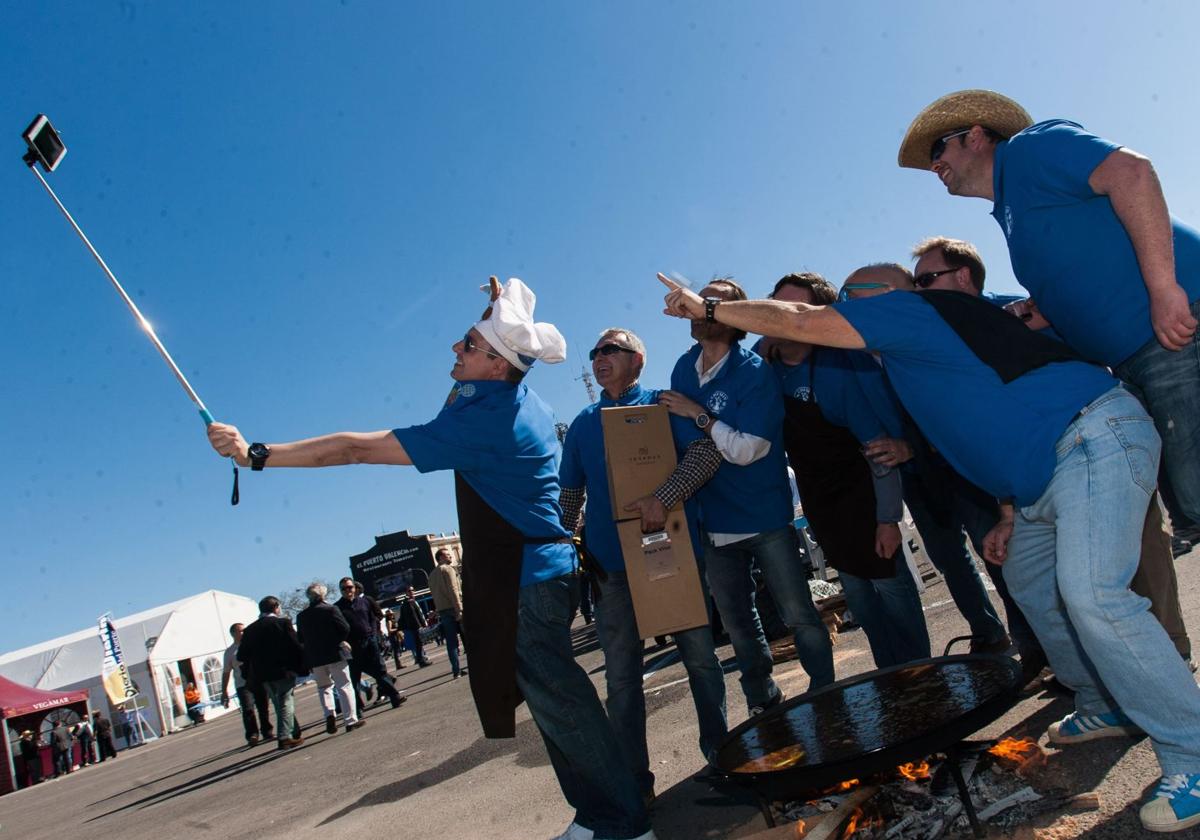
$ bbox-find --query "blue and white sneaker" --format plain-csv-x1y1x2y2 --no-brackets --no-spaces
1140,774,1200,833
1047,709,1143,744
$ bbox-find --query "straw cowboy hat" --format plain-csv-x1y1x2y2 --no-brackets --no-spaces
898,89,1033,170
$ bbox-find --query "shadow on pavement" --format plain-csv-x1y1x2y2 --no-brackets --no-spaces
315,715,550,826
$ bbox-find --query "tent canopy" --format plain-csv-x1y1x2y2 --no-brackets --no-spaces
0,674,88,719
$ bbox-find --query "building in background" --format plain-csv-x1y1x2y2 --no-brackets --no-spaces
350,530,462,606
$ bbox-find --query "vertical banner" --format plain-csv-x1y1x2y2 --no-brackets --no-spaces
98,613,140,705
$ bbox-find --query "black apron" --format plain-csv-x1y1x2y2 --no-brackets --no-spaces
782,353,894,580
455,473,527,738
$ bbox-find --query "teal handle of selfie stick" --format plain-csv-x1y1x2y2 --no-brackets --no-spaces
200,408,214,426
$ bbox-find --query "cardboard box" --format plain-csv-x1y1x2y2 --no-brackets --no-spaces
616,511,709,638
600,404,678,520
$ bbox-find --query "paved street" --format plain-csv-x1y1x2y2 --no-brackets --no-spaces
4,552,1200,839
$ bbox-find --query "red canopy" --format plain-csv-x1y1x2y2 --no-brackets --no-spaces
0,675,89,718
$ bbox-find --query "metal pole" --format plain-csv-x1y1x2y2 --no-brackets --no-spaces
25,162,214,426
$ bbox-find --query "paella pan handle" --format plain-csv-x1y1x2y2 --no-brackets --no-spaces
942,635,985,657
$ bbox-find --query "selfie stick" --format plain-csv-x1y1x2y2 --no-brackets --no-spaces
23,138,240,504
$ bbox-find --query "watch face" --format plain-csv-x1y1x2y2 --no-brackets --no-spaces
248,443,269,459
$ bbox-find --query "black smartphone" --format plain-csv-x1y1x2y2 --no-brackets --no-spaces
23,114,67,172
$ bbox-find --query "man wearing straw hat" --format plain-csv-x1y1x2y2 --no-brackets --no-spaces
208,277,653,840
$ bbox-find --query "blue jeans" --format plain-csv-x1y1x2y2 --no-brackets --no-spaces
263,677,296,742
838,550,931,668
438,613,463,676
705,526,834,710
515,575,649,839
1003,386,1200,775
1114,298,1200,524
593,571,728,793
903,473,1008,644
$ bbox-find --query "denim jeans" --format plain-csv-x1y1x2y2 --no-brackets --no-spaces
235,683,270,740
705,526,834,710
515,575,649,839
438,613,463,676
838,551,931,668
1114,298,1200,524
593,571,728,793
311,662,358,725
903,474,1008,644
1003,386,1200,775
263,677,297,742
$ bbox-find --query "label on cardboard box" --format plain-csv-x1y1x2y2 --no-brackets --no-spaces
600,404,678,521
616,511,708,639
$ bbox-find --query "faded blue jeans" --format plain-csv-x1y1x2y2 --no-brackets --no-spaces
594,571,728,794
705,526,834,710
263,677,297,743
1114,299,1200,524
438,612,462,677
515,574,649,839
838,550,931,668
1003,386,1200,775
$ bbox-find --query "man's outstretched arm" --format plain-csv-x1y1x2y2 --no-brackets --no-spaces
207,422,411,467
657,273,867,349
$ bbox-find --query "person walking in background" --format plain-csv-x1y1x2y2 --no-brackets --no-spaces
18,730,41,787
51,719,72,777
296,581,364,734
398,585,433,667
221,622,273,745
93,711,117,761
238,595,308,750
335,577,408,716
74,717,95,766
430,548,467,679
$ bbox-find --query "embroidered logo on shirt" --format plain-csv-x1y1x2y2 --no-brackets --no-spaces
793,386,814,402
707,391,729,413
458,383,476,399
1003,205,1014,237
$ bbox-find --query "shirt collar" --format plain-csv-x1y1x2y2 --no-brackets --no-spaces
990,138,1009,218
599,381,643,407
695,346,733,386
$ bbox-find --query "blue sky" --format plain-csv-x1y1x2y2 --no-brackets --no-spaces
4,2,1198,651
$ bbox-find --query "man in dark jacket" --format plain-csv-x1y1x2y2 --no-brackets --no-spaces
18,730,41,787
398,585,432,667
51,719,72,776
93,711,117,761
334,577,407,716
238,596,308,750
296,582,364,734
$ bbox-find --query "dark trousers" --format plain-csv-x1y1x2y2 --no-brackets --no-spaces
235,683,271,739
78,736,94,766
53,746,71,776
22,754,42,787
97,734,117,761
404,628,429,664
349,637,400,715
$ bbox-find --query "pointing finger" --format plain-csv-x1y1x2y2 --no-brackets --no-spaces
657,272,682,291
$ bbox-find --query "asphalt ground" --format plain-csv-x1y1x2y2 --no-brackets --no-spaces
4,550,1199,840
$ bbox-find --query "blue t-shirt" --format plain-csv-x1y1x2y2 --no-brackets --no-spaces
992,119,1200,366
669,343,794,532
832,292,1116,505
559,384,704,573
393,380,576,587
769,349,897,445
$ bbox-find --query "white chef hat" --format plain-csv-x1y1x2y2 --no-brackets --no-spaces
473,278,567,372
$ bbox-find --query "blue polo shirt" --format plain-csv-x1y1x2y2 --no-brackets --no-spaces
393,380,576,587
559,383,704,573
992,119,1200,366
669,343,794,533
832,292,1116,505
767,348,906,445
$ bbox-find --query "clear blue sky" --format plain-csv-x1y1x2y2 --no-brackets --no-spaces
4,2,1199,651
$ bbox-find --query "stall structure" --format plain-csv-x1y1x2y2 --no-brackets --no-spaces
1,676,90,794
0,590,257,744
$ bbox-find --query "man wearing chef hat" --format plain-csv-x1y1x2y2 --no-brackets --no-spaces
208,277,654,840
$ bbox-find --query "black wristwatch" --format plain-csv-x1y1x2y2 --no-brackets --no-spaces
695,413,711,431
248,442,271,471
703,296,721,323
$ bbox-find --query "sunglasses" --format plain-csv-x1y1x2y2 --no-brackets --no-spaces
913,267,959,289
588,343,636,362
930,128,971,162
462,332,503,359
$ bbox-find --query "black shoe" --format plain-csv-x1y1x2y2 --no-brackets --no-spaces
417,660,432,668
749,690,785,717
325,715,337,735
261,728,274,741
390,694,408,709
969,633,1013,655
692,765,725,785
346,719,366,732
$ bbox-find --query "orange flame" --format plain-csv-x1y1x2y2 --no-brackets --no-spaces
897,760,931,781
843,808,861,836
837,778,860,791
988,737,1041,762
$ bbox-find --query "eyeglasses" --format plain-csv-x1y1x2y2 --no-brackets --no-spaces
930,128,971,162
837,282,891,302
913,267,959,289
588,343,636,362
462,332,503,359
339,585,355,592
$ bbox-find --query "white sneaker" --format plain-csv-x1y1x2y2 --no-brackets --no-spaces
549,823,593,840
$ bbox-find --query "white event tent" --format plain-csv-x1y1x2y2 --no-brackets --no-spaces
0,590,258,742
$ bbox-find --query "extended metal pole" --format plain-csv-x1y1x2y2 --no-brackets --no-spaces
25,160,213,425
